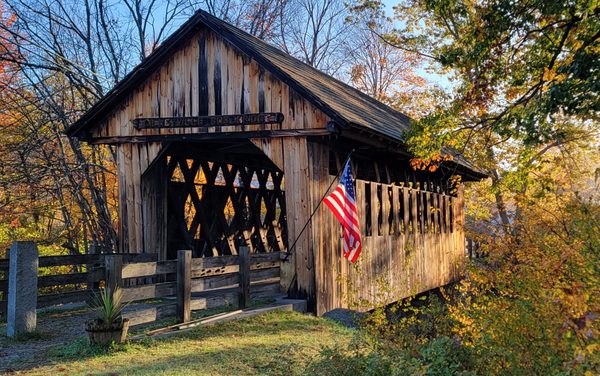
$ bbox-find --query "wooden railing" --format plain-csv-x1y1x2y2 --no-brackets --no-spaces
0,252,157,315
355,180,457,237
2,246,282,327
109,247,282,326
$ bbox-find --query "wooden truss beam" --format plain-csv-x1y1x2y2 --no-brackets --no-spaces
90,128,332,145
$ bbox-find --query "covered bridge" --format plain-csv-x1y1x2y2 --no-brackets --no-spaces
66,10,486,315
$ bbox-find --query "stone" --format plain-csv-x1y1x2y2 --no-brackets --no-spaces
7,241,38,337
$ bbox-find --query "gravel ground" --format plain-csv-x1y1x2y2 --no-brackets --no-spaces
0,305,95,373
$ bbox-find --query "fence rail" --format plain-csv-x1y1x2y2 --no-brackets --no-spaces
109,248,282,326
1,243,282,329
0,252,157,315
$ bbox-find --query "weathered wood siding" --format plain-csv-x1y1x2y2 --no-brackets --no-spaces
92,27,329,257
309,144,466,315
86,25,466,313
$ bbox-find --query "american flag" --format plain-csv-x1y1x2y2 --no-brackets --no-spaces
323,160,362,263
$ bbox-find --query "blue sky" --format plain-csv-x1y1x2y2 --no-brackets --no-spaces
379,0,455,91
153,0,453,91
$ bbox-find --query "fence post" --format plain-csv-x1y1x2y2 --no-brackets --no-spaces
177,250,192,323
87,243,99,292
7,241,38,337
239,246,250,309
105,254,123,294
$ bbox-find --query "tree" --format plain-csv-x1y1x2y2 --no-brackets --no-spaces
388,0,599,143
344,15,435,118
0,0,193,253
277,0,351,74
355,0,600,236
198,0,286,40
122,0,195,60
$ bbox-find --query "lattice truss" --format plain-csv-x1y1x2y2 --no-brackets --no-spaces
166,155,287,257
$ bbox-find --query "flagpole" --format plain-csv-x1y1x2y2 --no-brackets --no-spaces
283,149,355,261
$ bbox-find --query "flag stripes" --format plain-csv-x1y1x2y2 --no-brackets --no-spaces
323,160,362,263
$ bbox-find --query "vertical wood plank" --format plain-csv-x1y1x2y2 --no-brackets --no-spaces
371,183,378,237
433,191,439,235
213,36,222,115
105,254,123,295
198,36,208,116
444,194,450,233
382,184,390,236
438,193,443,234
422,190,429,233
177,249,192,323
392,186,400,235
238,246,250,309
410,186,419,290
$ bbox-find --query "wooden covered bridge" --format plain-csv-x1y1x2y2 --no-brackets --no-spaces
66,10,485,315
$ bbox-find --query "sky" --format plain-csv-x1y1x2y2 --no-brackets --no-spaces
148,0,455,92
379,0,455,91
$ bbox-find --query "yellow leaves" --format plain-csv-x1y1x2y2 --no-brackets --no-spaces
505,86,521,101
584,343,599,355
543,66,557,82
542,66,567,92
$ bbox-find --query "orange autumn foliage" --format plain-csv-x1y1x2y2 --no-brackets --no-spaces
409,154,454,172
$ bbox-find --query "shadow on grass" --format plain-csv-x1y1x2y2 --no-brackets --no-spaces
1,299,285,373
27,311,351,375
65,342,309,376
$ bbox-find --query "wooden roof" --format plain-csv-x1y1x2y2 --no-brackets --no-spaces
66,10,486,179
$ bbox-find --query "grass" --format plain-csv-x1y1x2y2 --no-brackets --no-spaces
20,311,355,375
127,298,276,335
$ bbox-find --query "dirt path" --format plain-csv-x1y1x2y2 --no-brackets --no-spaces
0,306,95,372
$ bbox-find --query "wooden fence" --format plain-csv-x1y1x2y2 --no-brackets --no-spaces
0,252,157,316
110,247,282,326
1,245,282,327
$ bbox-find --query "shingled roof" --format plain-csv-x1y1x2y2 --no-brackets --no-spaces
66,10,486,179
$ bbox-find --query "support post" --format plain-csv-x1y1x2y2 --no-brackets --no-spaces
177,250,192,323
105,254,123,294
7,241,38,337
239,246,250,309
87,243,99,293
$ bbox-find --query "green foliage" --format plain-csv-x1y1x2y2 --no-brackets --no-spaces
349,0,600,177
451,186,600,374
310,292,474,376
398,0,598,149
360,292,454,351
49,336,130,360
314,186,599,376
308,331,474,376
90,287,127,325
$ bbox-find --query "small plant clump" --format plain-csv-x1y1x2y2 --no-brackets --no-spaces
90,287,127,326
85,287,130,346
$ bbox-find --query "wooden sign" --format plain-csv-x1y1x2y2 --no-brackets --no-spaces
133,113,284,129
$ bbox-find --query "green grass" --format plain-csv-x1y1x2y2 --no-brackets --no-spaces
127,298,275,335
22,311,355,375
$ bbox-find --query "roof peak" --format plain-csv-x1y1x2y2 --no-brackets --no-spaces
66,8,412,141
